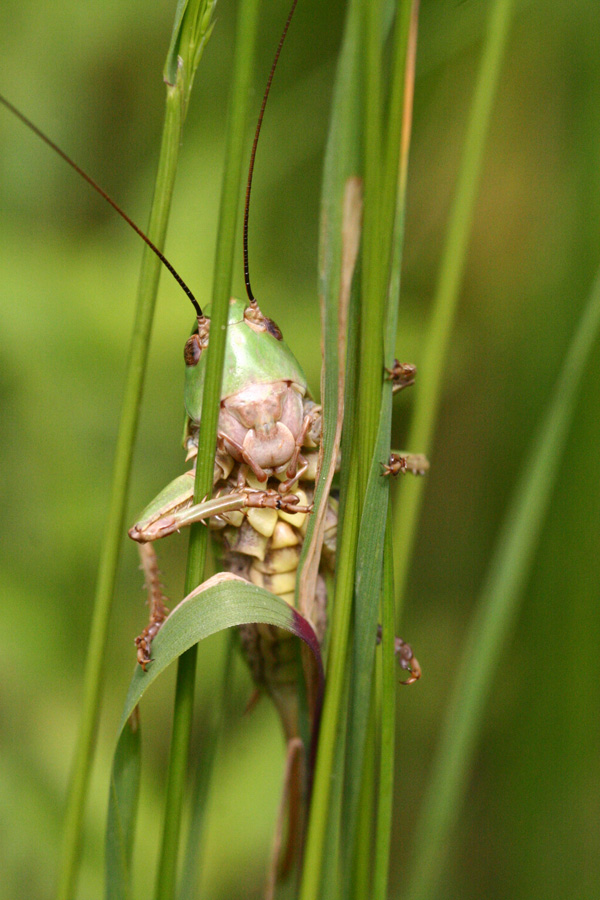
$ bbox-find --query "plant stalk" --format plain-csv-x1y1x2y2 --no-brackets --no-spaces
57,77,186,900
153,0,261,896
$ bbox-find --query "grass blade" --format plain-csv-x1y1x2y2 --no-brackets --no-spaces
177,631,235,900
404,266,600,899
105,711,141,900
373,519,397,900
340,3,419,892
298,0,362,893
56,5,216,897
153,0,261,896
108,576,325,899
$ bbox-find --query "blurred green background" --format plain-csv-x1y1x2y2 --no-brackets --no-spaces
1,0,599,898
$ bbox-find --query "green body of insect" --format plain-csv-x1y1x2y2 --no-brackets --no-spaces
129,296,333,739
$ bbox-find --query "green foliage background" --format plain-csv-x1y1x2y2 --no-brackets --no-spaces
0,1,598,898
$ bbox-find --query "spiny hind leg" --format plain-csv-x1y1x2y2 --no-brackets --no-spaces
135,543,170,670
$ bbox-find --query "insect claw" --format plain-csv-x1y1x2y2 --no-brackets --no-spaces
400,656,421,685
135,637,152,671
382,452,430,477
386,360,417,392
278,493,313,514
376,627,421,684
394,638,421,685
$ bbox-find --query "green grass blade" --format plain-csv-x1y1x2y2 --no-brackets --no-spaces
164,0,217,98
57,5,216,897
350,698,376,900
373,519,397,900
298,0,362,894
105,712,141,900
177,631,235,900
404,266,600,899
371,7,419,895
153,1,261,897
392,0,517,616
296,0,361,602
107,578,324,900
358,0,385,476
114,577,323,730
341,2,418,890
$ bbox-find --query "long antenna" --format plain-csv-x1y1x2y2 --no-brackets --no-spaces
0,93,203,318
243,0,299,305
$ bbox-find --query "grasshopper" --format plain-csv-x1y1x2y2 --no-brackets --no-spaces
129,292,328,739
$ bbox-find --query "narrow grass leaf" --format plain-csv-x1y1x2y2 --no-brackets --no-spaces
164,0,217,93
105,713,141,900
373,520,397,900
107,575,325,900
114,575,323,735
372,6,420,894
342,3,418,889
177,631,235,900
342,385,392,881
58,4,215,897
154,1,261,895
299,0,363,893
351,698,377,900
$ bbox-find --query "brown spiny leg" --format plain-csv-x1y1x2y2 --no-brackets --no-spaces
382,452,430,477
376,625,421,685
386,359,416,393
135,543,170,670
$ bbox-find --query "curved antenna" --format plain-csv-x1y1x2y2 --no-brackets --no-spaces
243,0,299,305
0,93,203,318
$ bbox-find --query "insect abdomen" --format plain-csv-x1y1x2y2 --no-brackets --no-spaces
211,473,331,741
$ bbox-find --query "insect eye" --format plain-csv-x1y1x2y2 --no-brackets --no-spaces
264,317,283,341
184,334,203,367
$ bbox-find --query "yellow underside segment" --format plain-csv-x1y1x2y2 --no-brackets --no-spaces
209,465,331,740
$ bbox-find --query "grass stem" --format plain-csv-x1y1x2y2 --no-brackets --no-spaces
153,0,261,896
